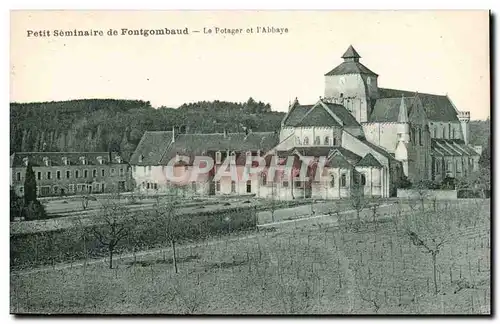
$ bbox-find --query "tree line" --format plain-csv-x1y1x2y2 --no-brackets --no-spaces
10,98,284,155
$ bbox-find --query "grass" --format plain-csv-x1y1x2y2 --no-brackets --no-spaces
10,199,490,314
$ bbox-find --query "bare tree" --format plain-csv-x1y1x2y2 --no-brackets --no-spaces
269,182,278,223
90,195,133,269
152,194,183,273
369,196,383,231
354,262,385,313
350,183,368,230
403,209,456,295
413,180,430,211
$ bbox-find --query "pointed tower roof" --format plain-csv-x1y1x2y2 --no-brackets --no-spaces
397,95,409,123
341,45,361,60
325,45,377,76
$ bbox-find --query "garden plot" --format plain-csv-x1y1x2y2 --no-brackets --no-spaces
10,199,490,314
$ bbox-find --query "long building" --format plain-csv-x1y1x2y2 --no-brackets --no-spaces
10,152,131,197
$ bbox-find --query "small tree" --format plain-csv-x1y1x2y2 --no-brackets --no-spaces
369,196,383,231
91,196,132,269
24,162,37,205
152,195,183,273
413,180,430,211
403,210,455,295
269,182,278,222
350,183,368,230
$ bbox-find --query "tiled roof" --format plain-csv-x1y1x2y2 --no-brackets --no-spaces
283,104,313,127
10,152,126,167
295,105,341,127
369,97,417,122
326,150,354,168
431,139,479,157
323,103,361,127
356,153,383,167
157,132,280,165
325,61,378,76
360,139,396,161
378,88,459,122
129,131,174,165
334,147,363,165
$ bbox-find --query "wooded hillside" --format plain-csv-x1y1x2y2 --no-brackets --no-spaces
10,98,285,156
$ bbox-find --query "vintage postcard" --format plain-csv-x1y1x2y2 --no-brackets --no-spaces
10,10,491,315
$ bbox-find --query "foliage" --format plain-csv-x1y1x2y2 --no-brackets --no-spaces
23,200,48,221
23,162,37,204
10,188,23,221
10,98,283,154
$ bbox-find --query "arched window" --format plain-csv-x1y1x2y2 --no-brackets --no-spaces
330,174,335,187
303,136,309,145
418,128,422,145
433,127,436,138
360,174,366,186
448,124,452,139
340,174,347,187
324,136,330,145
314,136,320,145
442,127,446,139
452,128,455,139
333,137,337,146
295,136,301,145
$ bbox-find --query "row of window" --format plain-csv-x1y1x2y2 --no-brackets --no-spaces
18,183,107,196
432,124,457,139
435,158,474,176
295,136,338,146
15,168,125,182
410,128,424,146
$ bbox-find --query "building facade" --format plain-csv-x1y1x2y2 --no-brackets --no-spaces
10,152,131,197
129,45,480,200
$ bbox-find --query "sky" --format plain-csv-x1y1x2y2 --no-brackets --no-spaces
10,10,490,120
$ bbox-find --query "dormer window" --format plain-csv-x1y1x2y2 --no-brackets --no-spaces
97,156,103,165
230,151,236,164
324,136,330,145
22,157,29,166
215,151,222,164
79,156,86,165
62,157,69,166
296,137,301,145
43,156,50,167
367,77,371,85
138,154,143,163
115,156,122,164
245,151,252,164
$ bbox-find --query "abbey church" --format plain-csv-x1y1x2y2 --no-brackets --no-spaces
127,45,481,200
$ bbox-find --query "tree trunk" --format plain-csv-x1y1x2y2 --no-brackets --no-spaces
172,240,178,273
432,252,438,295
109,246,114,269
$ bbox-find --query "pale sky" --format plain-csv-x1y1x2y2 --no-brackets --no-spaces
10,10,490,120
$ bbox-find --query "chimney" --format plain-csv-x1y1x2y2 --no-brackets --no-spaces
171,126,175,143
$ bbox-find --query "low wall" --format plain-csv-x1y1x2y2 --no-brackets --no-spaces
396,189,458,200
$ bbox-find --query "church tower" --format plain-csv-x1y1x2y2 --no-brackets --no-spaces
394,95,410,177
324,45,379,123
